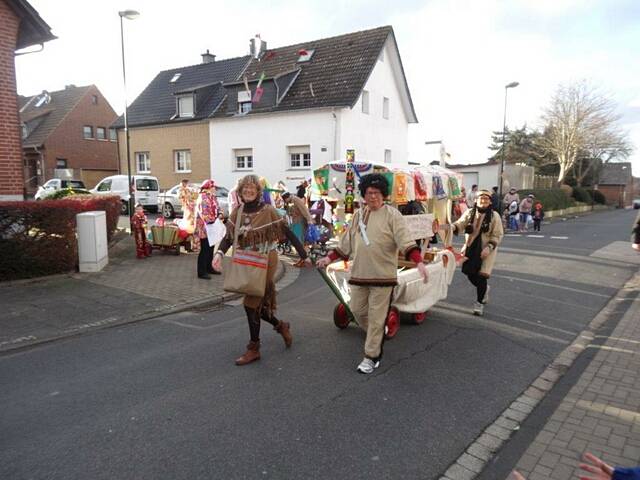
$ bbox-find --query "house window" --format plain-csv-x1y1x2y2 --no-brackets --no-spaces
177,95,194,118
96,127,106,140
239,101,252,114
174,150,192,172
384,149,392,164
170,73,181,83
288,145,311,168
56,158,68,168
383,97,389,119
136,152,150,173
234,148,253,170
92,95,98,105
83,126,93,139
362,90,370,114
109,128,117,141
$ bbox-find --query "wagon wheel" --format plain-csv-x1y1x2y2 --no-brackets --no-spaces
412,311,427,325
384,307,400,339
333,303,351,329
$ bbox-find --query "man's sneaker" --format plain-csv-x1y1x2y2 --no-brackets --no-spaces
483,286,490,304
356,357,380,374
473,301,484,316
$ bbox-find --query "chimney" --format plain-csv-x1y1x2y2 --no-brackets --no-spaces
249,34,265,59
201,49,216,64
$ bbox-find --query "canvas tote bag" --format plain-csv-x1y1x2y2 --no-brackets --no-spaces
222,205,269,297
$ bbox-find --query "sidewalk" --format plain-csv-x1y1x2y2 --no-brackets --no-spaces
0,234,291,353
509,273,640,479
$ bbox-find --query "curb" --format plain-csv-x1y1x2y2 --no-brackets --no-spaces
438,271,640,480
0,259,288,356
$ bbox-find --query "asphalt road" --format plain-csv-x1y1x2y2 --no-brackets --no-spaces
1,209,638,480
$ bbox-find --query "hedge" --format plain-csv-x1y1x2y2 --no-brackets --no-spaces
0,195,121,281
571,187,593,204
47,188,92,199
517,188,574,211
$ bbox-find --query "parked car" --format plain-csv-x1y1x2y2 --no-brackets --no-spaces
91,174,159,215
158,183,229,219
35,179,86,200
633,198,640,209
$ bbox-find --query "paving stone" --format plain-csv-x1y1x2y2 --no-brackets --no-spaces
444,463,475,480
457,453,485,473
467,442,492,462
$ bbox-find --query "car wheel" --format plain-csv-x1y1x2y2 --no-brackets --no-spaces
163,202,175,218
121,201,129,216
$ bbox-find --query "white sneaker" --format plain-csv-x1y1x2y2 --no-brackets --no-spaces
473,301,484,316
483,286,490,304
356,357,380,374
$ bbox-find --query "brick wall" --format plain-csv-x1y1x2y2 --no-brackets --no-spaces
117,121,210,189
598,185,629,208
0,1,24,200
42,85,118,185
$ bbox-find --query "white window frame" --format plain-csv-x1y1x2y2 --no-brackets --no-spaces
238,101,252,114
362,90,370,114
234,148,254,171
177,95,195,118
96,127,106,140
83,125,93,139
383,97,390,119
384,149,392,164
174,150,192,173
136,152,151,173
288,145,311,169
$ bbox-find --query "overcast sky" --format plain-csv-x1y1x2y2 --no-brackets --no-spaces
16,0,640,175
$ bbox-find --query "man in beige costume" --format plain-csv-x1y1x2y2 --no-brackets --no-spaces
318,174,428,374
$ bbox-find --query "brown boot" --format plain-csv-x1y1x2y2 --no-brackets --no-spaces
274,321,292,348
235,341,260,366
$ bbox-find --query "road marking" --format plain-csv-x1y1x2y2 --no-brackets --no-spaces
491,274,611,298
506,234,522,237
527,235,545,238
550,236,569,239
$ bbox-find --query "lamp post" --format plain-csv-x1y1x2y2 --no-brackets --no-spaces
498,81,519,205
119,9,139,223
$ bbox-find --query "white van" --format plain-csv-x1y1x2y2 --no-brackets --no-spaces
91,174,159,215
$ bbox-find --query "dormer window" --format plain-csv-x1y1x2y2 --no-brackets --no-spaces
237,90,252,114
297,48,315,62
170,73,182,83
35,92,50,107
177,95,194,118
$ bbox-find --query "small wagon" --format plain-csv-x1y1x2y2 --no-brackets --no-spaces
320,250,455,339
150,225,183,255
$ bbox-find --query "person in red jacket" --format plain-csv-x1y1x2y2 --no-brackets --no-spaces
131,203,150,259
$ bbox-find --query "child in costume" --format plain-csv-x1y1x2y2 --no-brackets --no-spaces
131,203,151,259
532,202,544,232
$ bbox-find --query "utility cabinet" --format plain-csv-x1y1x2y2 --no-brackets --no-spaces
77,211,108,272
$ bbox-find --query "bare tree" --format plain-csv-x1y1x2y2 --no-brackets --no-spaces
537,81,632,185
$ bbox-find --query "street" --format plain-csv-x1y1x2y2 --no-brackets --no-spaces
1,209,638,480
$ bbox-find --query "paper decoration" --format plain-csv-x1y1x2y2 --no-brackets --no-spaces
413,171,428,201
393,172,409,205
432,174,447,200
381,172,394,198
403,213,434,240
313,168,329,196
448,176,461,197
252,72,266,103
345,150,355,214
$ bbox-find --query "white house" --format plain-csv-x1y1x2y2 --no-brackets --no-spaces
209,26,418,191
448,160,534,193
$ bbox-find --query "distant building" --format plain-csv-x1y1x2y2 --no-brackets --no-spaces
597,162,634,207
20,84,119,194
0,0,55,200
447,159,534,193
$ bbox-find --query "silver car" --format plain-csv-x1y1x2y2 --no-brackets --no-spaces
158,183,229,218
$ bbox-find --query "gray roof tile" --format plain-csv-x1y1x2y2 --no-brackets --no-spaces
599,162,633,185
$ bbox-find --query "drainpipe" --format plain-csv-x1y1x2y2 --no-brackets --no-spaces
332,109,339,162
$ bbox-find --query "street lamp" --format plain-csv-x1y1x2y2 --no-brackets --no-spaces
119,9,139,223
498,81,519,205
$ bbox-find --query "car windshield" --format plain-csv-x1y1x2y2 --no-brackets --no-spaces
62,180,85,189
136,179,158,191
216,186,229,197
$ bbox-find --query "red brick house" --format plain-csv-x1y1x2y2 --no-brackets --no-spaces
597,162,635,208
0,0,55,200
20,84,119,194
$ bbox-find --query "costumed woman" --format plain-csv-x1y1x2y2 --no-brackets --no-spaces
212,174,312,366
436,189,503,316
317,174,429,374
195,179,219,279
131,203,151,259
178,179,198,251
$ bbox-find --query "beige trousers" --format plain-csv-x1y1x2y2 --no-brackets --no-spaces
349,285,394,359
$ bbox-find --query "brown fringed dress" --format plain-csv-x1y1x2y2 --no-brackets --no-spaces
218,199,307,318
